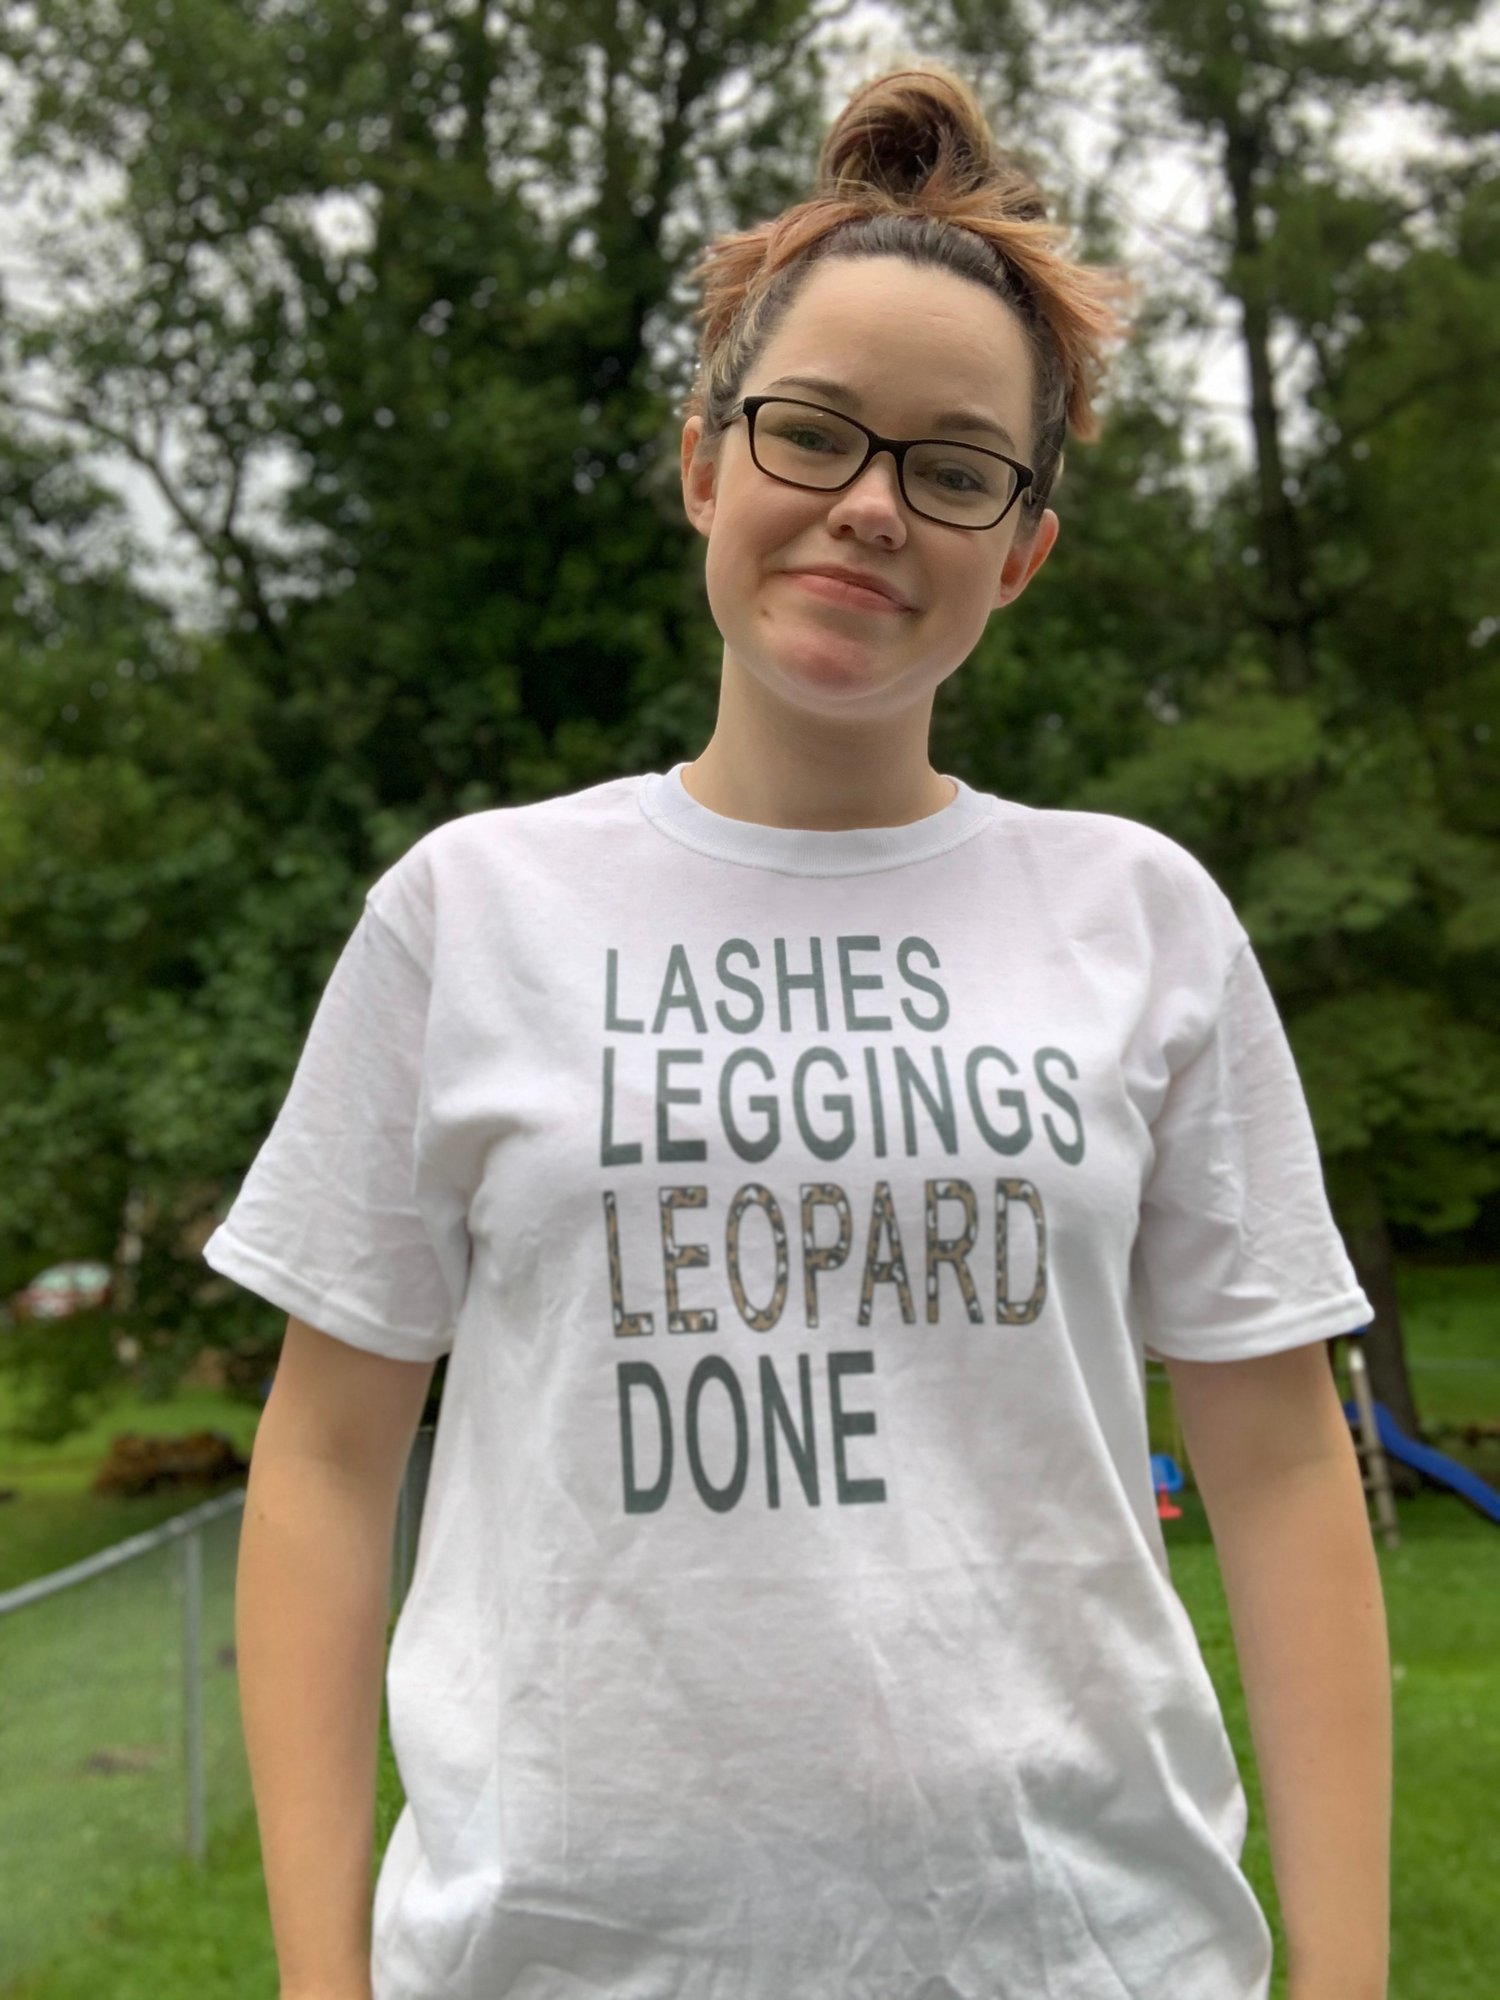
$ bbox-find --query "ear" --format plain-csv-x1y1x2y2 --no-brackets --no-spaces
992,508,1060,612
681,417,717,539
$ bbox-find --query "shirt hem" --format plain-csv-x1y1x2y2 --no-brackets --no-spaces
201,1226,454,1363
1143,1288,1373,1362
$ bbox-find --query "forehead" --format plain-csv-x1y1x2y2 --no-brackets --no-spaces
752,255,1034,444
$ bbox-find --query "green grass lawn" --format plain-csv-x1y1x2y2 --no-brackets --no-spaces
1393,1265,1500,1486
2,1269,1497,1998
0,1369,262,1596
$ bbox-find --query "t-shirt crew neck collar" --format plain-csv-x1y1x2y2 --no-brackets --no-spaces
638,762,994,877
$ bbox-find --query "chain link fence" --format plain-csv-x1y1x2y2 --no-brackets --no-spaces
5,1330,1483,1990
0,1423,438,1989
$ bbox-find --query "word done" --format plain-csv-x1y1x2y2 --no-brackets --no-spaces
617,1349,884,1516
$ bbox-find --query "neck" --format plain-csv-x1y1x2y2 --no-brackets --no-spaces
682,651,955,831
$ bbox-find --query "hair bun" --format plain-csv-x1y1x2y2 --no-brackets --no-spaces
679,57,1138,520
817,63,1043,220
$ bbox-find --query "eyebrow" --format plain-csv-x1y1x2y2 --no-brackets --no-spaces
763,374,1021,454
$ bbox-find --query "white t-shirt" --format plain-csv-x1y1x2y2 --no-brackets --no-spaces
204,766,1372,2000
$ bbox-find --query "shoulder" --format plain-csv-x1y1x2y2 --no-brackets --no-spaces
363,773,649,960
410,771,646,868
976,792,1248,940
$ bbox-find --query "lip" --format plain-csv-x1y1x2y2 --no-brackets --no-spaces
783,566,915,613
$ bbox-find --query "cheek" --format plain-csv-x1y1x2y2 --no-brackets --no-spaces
702,544,771,650
938,556,999,625
934,565,1007,667
703,495,799,607
701,537,745,627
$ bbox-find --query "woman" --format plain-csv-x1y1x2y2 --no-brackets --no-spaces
211,61,1391,2000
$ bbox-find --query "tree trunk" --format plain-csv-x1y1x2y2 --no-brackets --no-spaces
1346,1222,1422,1443
1220,107,1318,697
112,1183,147,1316
1332,1154,1423,1442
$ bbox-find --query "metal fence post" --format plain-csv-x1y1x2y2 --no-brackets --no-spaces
182,1523,205,1862
0,1489,248,1984
391,1424,436,1617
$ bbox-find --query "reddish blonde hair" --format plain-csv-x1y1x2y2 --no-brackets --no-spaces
679,61,1139,534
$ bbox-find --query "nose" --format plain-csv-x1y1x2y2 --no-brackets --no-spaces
827,448,908,538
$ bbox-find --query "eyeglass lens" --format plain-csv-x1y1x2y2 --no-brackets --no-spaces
751,400,1018,526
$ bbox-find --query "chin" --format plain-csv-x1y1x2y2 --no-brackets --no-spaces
755,647,919,718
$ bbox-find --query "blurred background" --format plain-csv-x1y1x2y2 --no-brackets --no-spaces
0,2,1496,1996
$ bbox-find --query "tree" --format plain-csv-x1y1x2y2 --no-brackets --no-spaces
0,412,290,1422
4,0,1495,1442
0,0,858,1423
926,0,1500,1433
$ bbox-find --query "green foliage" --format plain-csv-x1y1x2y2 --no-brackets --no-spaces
1075,676,1325,842
1292,991,1500,1233
933,373,1245,803
941,0,1500,1256
1,0,1497,1423
0,0,840,1379
2,0,835,805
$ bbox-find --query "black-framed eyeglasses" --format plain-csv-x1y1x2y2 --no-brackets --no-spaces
728,395,1034,530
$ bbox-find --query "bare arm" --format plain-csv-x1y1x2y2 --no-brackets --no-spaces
237,1316,436,2000
1165,1341,1391,2000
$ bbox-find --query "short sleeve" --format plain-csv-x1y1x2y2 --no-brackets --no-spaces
201,898,468,1362
1131,938,1372,1361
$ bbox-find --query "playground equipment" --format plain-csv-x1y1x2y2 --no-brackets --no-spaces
1150,1452,1184,1521
1341,1388,1500,1527
1144,1355,1188,1523
1145,1331,1499,1550
1338,1329,1500,1541
1342,1339,1401,1549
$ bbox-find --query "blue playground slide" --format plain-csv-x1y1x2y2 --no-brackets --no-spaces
1343,1397,1500,1526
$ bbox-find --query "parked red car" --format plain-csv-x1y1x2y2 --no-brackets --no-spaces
6,1260,115,1322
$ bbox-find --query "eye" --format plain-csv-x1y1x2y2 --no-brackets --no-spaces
928,460,1000,496
910,452,1004,498
773,420,841,454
